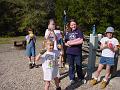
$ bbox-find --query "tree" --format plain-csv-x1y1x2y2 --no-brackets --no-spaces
55,0,120,40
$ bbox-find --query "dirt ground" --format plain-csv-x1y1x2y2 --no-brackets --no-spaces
0,40,120,90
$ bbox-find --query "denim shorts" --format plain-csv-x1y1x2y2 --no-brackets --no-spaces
26,46,36,57
99,56,114,66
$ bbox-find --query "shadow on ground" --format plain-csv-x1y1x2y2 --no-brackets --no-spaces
65,80,83,90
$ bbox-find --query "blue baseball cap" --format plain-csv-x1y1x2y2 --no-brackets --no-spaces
106,27,114,33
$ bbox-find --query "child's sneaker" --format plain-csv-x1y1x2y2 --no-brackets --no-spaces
70,80,75,85
33,63,39,68
100,80,107,89
90,79,97,86
78,79,85,84
29,63,33,69
56,87,61,90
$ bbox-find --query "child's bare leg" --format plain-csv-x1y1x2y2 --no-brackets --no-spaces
27,57,31,62
61,55,64,67
27,57,33,69
59,55,62,68
59,51,64,68
54,77,60,88
32,56,39,68
45,81,50,90
94,64,104,79
32,56,36,64
104,65,111,81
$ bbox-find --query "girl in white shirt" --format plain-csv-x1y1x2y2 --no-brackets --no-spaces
44,19,58,50
90,27,119,89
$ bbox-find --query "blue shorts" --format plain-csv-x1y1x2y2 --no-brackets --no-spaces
99,56,114,66
26,46,36,57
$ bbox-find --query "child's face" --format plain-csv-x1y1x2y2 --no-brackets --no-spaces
48,21,55,30
70,21,77,31
46,42,54,51
106,32,113,39
28,31,33,34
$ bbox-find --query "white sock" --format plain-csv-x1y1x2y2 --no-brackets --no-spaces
29,62,32,64
103,78,107,82
93,76,98,80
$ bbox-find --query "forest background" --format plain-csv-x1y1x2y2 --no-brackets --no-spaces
0,0,120,40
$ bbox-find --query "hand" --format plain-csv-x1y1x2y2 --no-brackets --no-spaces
29,33,34,38
104,41,108,48
65,43,70,47
57,44,62,49
108,43,114,49
39,49,46,54
67,41,71,45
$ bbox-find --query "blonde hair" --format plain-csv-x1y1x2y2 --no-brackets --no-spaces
42,39,54,49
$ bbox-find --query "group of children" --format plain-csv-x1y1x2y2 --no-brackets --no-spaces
25,19,119,90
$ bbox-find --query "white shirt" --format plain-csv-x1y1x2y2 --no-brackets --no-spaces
44,29,58,50
40,50,60,81
100,37,119,57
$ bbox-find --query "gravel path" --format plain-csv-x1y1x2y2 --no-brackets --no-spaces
0,41,120,90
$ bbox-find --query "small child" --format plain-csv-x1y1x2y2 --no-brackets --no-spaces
25,27,37,69
90,27,119,89
36,39,61,90
45,19,58,50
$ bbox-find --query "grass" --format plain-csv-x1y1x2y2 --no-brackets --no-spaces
0,36,44,44
0,36,25,44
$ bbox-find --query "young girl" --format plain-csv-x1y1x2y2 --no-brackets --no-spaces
65,19,84,84
45,19,64,67
90,27,119,89
36,39,61,90
25,27,37,69
44,19,58,50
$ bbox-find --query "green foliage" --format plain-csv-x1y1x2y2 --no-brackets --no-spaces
0,0,120,41
55,0,120,41
0,0,49,36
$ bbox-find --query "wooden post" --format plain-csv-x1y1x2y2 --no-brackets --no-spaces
14,41,17,46
87,34,98,79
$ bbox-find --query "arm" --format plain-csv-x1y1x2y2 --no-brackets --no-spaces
108,45,118,52
113,45,118,52
67,30,84,46
45,29,51,39
45,29,57,41
26,35,31,44
33,35,36,43
100,42,118,52
100,43,108,50
35,53,41,61
67,38,83,46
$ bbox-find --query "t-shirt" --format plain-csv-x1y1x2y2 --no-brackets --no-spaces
40,50,60,81
65,29,83,55
54,30,62,40
25,35,36,47
45,29,60,50
100,37,119,57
